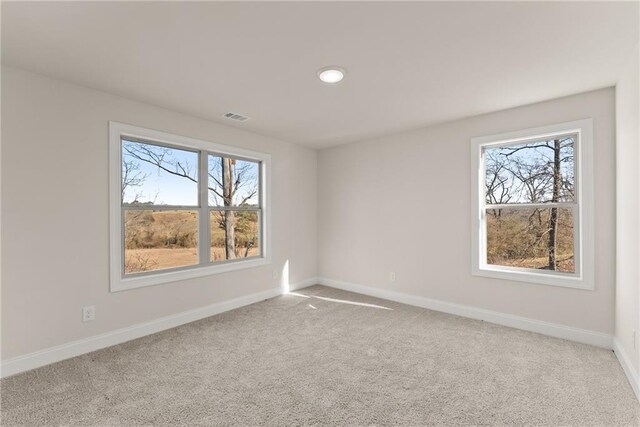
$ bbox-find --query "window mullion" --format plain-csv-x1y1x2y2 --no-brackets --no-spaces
111,122,270,292
572,205,580,276
122,205,198,211
485,202,576,210
210,206,261,211
198,151,210,265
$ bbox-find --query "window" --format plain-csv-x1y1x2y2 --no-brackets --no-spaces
110,122,270,291
471,119,594,289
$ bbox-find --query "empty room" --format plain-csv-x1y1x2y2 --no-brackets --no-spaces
1,1,639,426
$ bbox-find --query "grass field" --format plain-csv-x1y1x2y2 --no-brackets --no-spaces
125,246,260,273
486,207,574,273
124,209,259,273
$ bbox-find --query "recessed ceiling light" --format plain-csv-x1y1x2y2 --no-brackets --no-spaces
317,66,346,84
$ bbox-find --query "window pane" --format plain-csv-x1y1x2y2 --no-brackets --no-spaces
208,155,260,207
486,207,574,273
484,136,575,204
210,210,260,262
124,210,198,274
122,139,199,206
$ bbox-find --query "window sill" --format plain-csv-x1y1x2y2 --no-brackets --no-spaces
472,265,594,290
110,257,271,292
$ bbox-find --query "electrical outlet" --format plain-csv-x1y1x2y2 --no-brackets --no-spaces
82,306,95,322
390,272,396,282
272,270,279,279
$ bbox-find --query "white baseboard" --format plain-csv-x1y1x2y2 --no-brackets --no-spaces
1,279,315,378
0,276,616,382
288,276,319,292
613,338,640,401
317,277,613,349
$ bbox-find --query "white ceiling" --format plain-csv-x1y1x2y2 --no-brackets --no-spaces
2,1,638,149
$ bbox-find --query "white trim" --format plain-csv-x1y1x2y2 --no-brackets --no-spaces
1,278,316,378
0,277,616,381
317,277,612,348
470,119,595,290
288,276,319,292
109,121,272,292
114,258,271,292
613,338,640,402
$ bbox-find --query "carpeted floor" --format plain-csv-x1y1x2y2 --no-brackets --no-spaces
1,285,639,426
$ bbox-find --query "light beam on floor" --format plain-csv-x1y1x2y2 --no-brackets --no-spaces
288,292,392,310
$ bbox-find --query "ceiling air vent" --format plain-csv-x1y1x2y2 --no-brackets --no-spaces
223,112,250,122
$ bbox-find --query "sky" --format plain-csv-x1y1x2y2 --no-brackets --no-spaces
484,136,575,204
121,139,259,207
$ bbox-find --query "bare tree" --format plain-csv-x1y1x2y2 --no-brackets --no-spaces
493,137,574,270
121,158,147,203
122,142,258,259
222,158,236,259
210,157,259,259
208,157,258,206
123,143,197,189
125,252,158,273
547,139,562,269
485,150,513,218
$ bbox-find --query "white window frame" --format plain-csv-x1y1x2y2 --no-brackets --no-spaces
109,122,271,292
470,119,594,290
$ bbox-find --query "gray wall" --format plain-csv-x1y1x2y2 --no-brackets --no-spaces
615,47,640,372
1,67,318,359
1,65,626,362
318,88,616,334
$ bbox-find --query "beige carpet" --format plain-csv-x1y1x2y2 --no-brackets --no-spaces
1,285,639,426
